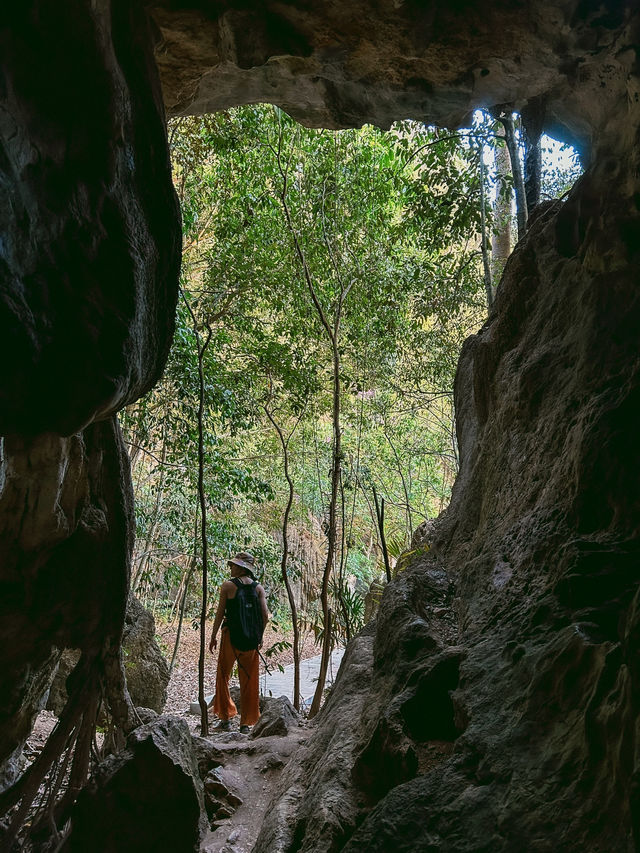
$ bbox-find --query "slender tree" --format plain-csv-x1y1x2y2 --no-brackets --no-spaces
492,137,512,286
521,96,545,213
271,130,347,718
264,404,304,709
478,148,494,309
493,107,528,239
181,288,213,737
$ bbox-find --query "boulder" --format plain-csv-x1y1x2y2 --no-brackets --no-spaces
254,627,376,853
63,716,207,853
46,650,81,716
410,519,436,551
204,766,246,808
251,696,300,739
121,595,169,713
203,765,248,824
47,596,169,716
363,578,385,624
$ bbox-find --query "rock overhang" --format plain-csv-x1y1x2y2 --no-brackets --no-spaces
149,0,640,162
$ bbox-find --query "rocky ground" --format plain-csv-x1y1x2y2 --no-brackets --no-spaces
198,709,308,853
15,619,318,851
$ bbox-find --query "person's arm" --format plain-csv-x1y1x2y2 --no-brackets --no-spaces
257,584,269,649
209,581,232,653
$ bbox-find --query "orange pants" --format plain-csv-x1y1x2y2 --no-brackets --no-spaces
213,627,260,726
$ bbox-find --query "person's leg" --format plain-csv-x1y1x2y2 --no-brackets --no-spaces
236,648,260,726
213,628,238,721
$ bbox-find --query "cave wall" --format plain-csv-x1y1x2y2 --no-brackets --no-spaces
0,0,180,789
149,0,638,158
258,164,640,852
1,0,639,849
0,3,180,436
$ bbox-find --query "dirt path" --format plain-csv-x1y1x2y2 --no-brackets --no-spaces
198,724,307,853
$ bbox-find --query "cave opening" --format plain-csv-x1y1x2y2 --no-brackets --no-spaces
1,2,638,851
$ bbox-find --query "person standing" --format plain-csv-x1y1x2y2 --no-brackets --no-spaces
209,552,269,732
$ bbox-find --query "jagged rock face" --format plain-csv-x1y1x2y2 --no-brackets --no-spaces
122,594,170,713
256,157,640,851
63,716,208,852
0,1,639,850
0,0,179,791
150,0,638,158
0,418,134,775
0,3,181,436
46,596,169,716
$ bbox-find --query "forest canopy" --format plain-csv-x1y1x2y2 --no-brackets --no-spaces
120,105,580,665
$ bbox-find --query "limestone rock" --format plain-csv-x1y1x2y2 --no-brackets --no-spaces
258,160,640,851
64,715,207,853
122,595,169,713
135,707,159,725
203,765,248,824
363,578,384,624
46,597,168,716
204,766,246,809
0,3,180,436
0,419,134,774
191,734,225,780
0,0,179,779
254,626,376,853
410,518,436,551
251,696,300,739
150,0,635,164
258,753,285,774
46,650,81,717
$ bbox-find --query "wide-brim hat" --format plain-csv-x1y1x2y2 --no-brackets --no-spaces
228,551,257,579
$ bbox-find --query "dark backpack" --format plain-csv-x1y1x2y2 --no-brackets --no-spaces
226,578,264,651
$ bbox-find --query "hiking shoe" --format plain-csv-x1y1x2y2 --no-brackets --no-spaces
239,725,251,734
215,720,232,731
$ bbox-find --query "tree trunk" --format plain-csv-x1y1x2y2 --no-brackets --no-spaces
498,111,528,240
182,289,213,737
492,139,512,285
337,472,351,644
521,97,545,213
273,129,343,719
170,550,197,673
373,487,392,584
265,408,302,710
479,149,494,310
310,333,342,718
131,422,169,595
195,326,213,737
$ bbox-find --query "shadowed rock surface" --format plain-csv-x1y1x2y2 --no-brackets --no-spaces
0,1,638,850
121,594,170,713
46,596,169,716
256,162,640,851
0,419,135,778
250,696,300,739
149,0,637,158
63,716,207,853
0,0,179,801
0,4,180,436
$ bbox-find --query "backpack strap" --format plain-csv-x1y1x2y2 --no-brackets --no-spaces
231,577,257,590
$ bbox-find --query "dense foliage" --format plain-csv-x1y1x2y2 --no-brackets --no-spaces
120,105,579,650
